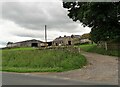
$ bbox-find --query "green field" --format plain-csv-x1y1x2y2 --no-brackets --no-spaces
3,47,38,51
79,44,120,57
2,47,87,72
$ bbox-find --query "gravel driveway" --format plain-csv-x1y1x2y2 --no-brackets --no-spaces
30,51,118,85
46,52,118,84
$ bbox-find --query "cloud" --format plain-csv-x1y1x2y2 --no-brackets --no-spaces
0,1,91,48
2,1,76,30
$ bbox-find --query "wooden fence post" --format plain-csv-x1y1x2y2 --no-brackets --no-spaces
78,48,80,53
105,41,108,51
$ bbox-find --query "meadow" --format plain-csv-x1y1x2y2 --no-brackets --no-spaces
2,47,87,72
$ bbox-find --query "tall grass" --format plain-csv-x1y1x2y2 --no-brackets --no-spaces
2,47,87,72
80,44,120,57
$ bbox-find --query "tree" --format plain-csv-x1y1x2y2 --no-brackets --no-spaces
81,33,90,39
7,42,13,45
63,2,120,43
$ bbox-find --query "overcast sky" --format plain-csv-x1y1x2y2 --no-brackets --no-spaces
0,0,91,48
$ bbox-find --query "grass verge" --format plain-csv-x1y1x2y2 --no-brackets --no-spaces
2,47,87,72
79,44,120,57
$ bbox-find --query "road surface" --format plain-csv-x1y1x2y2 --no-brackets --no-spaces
2,72,116,85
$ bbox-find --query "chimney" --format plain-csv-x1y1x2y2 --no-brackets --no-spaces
45,25,47,42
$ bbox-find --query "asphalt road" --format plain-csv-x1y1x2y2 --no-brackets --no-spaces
2,72,117,85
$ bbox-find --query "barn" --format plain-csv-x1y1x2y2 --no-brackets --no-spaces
7,39,46,48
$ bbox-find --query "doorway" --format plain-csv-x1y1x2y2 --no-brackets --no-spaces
56,43,58,46
31,43,38,47
68,41,71,45
47,42,52,46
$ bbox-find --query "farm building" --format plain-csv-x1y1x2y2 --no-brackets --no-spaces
80,38,91,44
52,35,81,46
80,33,91,44
6,34,92,48
7,39,46,48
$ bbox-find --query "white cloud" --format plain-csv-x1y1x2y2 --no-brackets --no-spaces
0,1,91,48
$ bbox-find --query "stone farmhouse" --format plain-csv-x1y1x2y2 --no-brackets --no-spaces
6,34,91,48
7,39,46,48
52,35,81,46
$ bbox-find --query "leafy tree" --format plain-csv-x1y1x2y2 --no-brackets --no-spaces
81,33,90,39
63,2,120,43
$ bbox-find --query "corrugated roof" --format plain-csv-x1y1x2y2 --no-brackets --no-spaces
14,39,44,44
